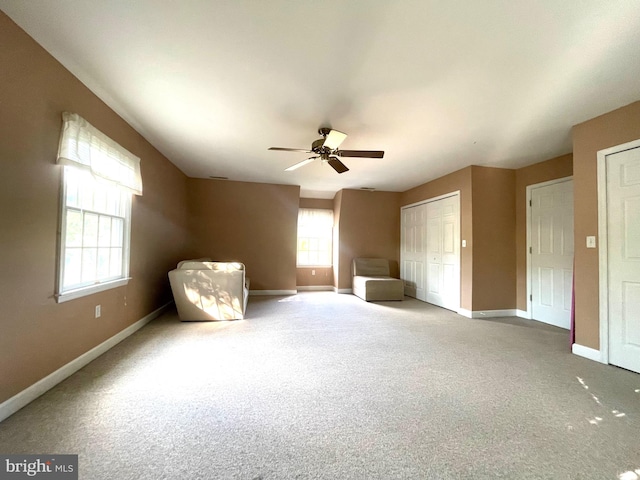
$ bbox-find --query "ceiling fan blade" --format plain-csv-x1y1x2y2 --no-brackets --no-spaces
269,147,313,153
285,157,316,171
336,149,384,158
323,129,347,150
328,156,349,174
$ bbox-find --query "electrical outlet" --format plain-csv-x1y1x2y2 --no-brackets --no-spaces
311,269,315,275
95,305,101,318
586,236,596,248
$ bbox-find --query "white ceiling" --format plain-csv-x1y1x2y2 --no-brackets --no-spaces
3,1,640,198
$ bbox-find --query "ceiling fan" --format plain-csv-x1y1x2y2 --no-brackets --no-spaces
269,128,384,174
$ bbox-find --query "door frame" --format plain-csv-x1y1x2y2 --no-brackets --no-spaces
525,176,573,320
597,138,640,365
401,191,460,210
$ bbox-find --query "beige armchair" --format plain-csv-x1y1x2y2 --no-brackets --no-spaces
168,260,250,321
352,258,404,302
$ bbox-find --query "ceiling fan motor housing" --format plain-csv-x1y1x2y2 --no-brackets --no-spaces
311,138,326,153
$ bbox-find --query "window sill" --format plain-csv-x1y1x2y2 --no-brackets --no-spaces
56,278,131,303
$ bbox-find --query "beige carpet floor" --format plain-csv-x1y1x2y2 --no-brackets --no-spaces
1,292,639,479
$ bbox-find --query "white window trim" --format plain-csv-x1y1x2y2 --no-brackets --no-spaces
56,278,131,303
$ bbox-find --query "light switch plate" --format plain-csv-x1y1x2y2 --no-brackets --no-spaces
462,240,467,247
586,236,596,248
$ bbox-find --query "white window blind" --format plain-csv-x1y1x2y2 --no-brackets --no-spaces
57,112,143,195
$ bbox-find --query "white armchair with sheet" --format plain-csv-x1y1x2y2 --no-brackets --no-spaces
168,260,250,320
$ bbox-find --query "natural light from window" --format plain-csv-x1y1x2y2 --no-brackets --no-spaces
297,208,333,267
60,166,130,291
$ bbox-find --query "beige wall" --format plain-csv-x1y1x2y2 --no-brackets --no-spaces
572,100,640,349
187,179,300,291
400,167,473,310
514,154,573,311
470,166,516,311
0,13,192,404
299,198,333,209
335,190,401,290
296,268,334,287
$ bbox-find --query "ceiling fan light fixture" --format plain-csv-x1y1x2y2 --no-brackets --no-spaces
322,129,347,150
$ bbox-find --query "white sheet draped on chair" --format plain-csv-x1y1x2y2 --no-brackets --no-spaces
169,260,249,320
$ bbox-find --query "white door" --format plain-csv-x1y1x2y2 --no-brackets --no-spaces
607,146,640,373
426,195,460,311
530,180,574,328
401,204,426,300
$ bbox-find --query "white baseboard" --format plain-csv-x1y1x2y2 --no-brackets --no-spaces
0,302,171,424
516,309,531,319
475,309,518,318
458,309,518,319
296,286,334,292
250,290,297,296
335,288,353,294
572,343,605,363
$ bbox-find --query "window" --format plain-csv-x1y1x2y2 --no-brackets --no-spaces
297,208,333,267
56,112,142,302
59,167,131,296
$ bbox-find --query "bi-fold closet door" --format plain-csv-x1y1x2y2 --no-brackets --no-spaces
401,202,427,301
401,193,460,312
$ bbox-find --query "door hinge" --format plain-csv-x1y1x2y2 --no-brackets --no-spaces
529,247,532,254
529,200,532,207
530,294,532,301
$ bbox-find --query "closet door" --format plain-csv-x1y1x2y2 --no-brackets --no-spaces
426,195,460,311
401,204,426,300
